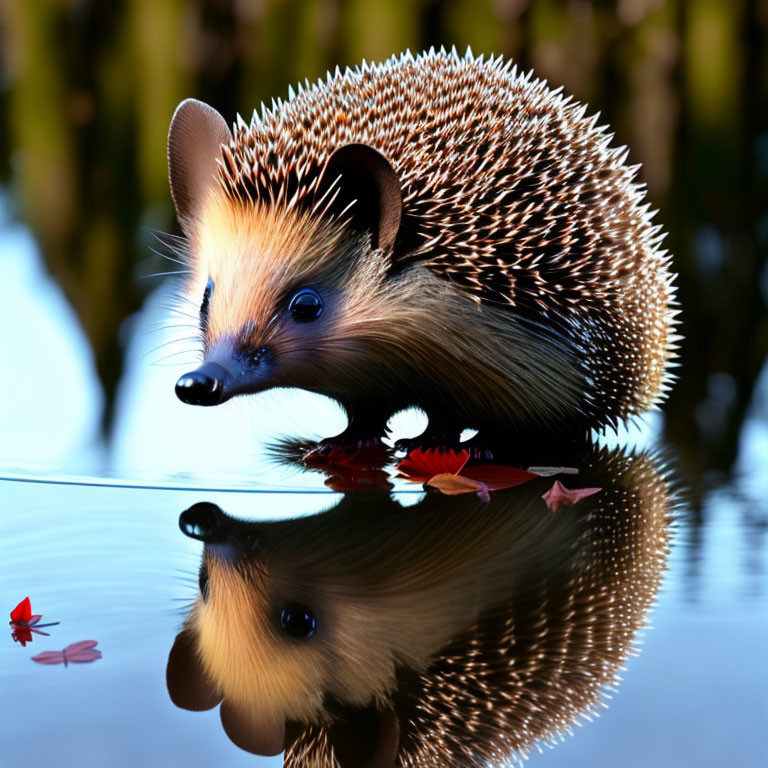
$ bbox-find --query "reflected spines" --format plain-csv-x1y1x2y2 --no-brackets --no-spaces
168,445,674,767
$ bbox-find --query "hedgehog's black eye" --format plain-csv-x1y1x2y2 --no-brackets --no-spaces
198,561,210,601
200,277,214,330
288,289,323,322
280,603,317,639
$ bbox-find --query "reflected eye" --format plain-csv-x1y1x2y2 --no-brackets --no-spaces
280,603,317,639
200,278,214,330
288,289,323,322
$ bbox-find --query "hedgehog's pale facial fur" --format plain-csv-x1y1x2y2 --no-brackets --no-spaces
190,533,504,727
189,192,584,426
193,568,410,728
192,556,332,725
184,487,565,729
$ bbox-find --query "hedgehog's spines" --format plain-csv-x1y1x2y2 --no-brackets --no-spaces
203,51,676,431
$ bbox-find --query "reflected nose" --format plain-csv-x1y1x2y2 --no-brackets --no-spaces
175,370,223,405
180,502,225,542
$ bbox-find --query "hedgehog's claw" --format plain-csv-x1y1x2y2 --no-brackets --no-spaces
395,432,495,461
314,435,387,454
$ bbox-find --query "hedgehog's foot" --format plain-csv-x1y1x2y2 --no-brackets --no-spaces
394,423,470,457
312,433,389,455
303,437,391,469
304,415,393,466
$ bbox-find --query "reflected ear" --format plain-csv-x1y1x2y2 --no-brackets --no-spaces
329,706,400,768
166,628,223,711
168,98,232,228
220,700,286,756
319,144,402,251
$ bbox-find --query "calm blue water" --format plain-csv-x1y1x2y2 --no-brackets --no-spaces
1,204,767,767
1,470,765,767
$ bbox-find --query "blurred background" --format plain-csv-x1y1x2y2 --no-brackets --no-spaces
1,0,767,546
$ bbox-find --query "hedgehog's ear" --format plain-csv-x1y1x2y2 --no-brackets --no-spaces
319,144,402,252
219,701,286,756
328,706,400,768
166,628,223,711
168,99,232,228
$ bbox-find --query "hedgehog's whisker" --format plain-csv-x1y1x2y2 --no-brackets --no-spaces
144,337,203,359
158,307,201,322
148,246,186,265
152,350,204,365
139,270,190,281
142,321,200,335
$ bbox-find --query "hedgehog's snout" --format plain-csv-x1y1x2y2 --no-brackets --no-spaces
179,503,262,566
176,340,274,406
176,360,238,406
176,367,225,406
180,502,225,542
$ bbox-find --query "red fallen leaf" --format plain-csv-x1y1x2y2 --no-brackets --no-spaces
322,466,394,492
462,464,539,491
9,597,59,646
31,640,102,666
303,441,391,469
10,597,33,624
397,448,470,482
541,480,601,512
11,626,34,647
426,473,491,502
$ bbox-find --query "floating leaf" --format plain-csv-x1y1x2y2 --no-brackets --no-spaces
397,448,470,482
31,640,102,666
463,464,538,490
541,480,601,512
11,626,34,647
426,473,491,502
9,597,58,646
10,597,32,624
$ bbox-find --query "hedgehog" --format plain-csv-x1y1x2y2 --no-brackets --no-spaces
166,445,672,766
169,49,677,451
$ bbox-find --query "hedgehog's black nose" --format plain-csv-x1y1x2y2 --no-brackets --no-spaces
180,502,225,542
175,370,223,405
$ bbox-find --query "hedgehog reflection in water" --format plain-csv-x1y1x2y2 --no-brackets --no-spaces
170,50,677,452
166,446,673,766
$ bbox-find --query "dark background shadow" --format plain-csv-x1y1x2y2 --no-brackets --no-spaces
0,0,766,491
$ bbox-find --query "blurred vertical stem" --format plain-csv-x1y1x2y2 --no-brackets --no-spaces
665,0,768,477
4,0,145,434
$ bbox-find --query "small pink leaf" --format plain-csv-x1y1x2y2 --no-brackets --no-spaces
542,480,601,512
64,640,98,654
31,641,101,666
475,482,491,503
31,651,65,665
64,640,101,663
